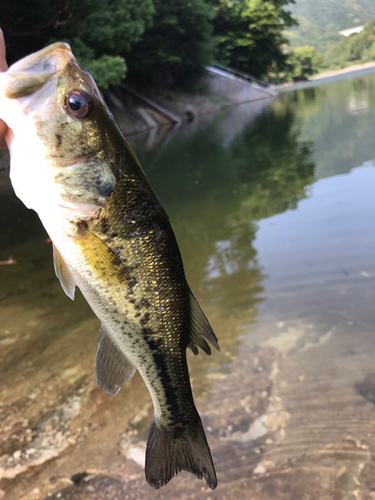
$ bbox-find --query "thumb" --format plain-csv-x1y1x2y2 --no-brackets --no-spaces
0,28,9,149
0,29,8,72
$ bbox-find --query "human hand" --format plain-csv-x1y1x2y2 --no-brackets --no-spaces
0,29,9,150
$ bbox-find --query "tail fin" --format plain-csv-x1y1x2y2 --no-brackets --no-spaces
145,416,217,490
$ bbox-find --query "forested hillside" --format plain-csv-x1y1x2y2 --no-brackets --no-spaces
285,0,375,54
324,19,375,69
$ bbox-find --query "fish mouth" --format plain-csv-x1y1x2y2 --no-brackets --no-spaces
0,42,73,100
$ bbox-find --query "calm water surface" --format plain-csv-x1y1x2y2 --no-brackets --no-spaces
1,75,375,499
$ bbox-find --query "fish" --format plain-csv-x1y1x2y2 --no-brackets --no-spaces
0,43,219,489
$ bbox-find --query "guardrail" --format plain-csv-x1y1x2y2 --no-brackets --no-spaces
119,83,181,125
207,62,270,89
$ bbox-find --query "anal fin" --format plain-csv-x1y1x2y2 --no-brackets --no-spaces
189,288,219,355
95,323,136,395
53,243,76,300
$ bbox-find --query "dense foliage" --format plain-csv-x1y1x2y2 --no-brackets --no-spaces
275,45,323,82
125,0,215,90
211,0,297,79
324,19,375,70
0,0,333,89
0,0,154,88
56,0,154,88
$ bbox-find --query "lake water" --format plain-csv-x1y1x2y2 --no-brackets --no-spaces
1,74,375,499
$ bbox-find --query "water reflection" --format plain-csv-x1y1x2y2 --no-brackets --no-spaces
139,105,315,325
278,75,375,179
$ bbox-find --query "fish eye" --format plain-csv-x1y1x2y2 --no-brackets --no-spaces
64,90,93,118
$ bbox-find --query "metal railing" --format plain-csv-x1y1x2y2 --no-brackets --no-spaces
207,62,270,88
119,83,181,125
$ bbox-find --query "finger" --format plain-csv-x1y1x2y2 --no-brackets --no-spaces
0,28,7,71
0,28,9,149
0,120,7,149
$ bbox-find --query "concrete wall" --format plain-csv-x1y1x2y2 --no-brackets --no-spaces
204,67,276,104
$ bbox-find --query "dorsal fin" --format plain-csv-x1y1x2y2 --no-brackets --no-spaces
188,288,219,355
95,323,136,395
52,243,76,300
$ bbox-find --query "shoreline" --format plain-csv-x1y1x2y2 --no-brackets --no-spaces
312,61,375,80
109,74,275,136
272,61,375,90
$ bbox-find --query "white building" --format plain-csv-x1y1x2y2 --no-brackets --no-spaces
339,25,364,37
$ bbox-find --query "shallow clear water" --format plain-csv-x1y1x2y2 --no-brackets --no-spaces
2,74,375,499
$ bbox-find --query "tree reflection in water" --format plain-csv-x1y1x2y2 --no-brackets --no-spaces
135,102,316,379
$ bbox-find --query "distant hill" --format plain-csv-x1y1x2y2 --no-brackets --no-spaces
284,0,375,54
324,19,375,69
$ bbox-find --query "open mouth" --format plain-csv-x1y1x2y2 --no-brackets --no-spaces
0,43,73,100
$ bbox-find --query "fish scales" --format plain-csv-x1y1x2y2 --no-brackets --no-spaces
90,166,197,425
0,42,219,490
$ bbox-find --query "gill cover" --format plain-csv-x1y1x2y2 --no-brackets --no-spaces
0,43,116,218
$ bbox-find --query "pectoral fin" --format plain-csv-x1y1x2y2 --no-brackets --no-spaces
53,243,76,300
188,289,219,355
74,229,128,286
95,323,136,395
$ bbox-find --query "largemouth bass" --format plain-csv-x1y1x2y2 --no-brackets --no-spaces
0,43,218,489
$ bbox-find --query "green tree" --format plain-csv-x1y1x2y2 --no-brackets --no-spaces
286,45,323,80
125,0,215,90
56,0,154,88
210,0,297,79
0,0,154,88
